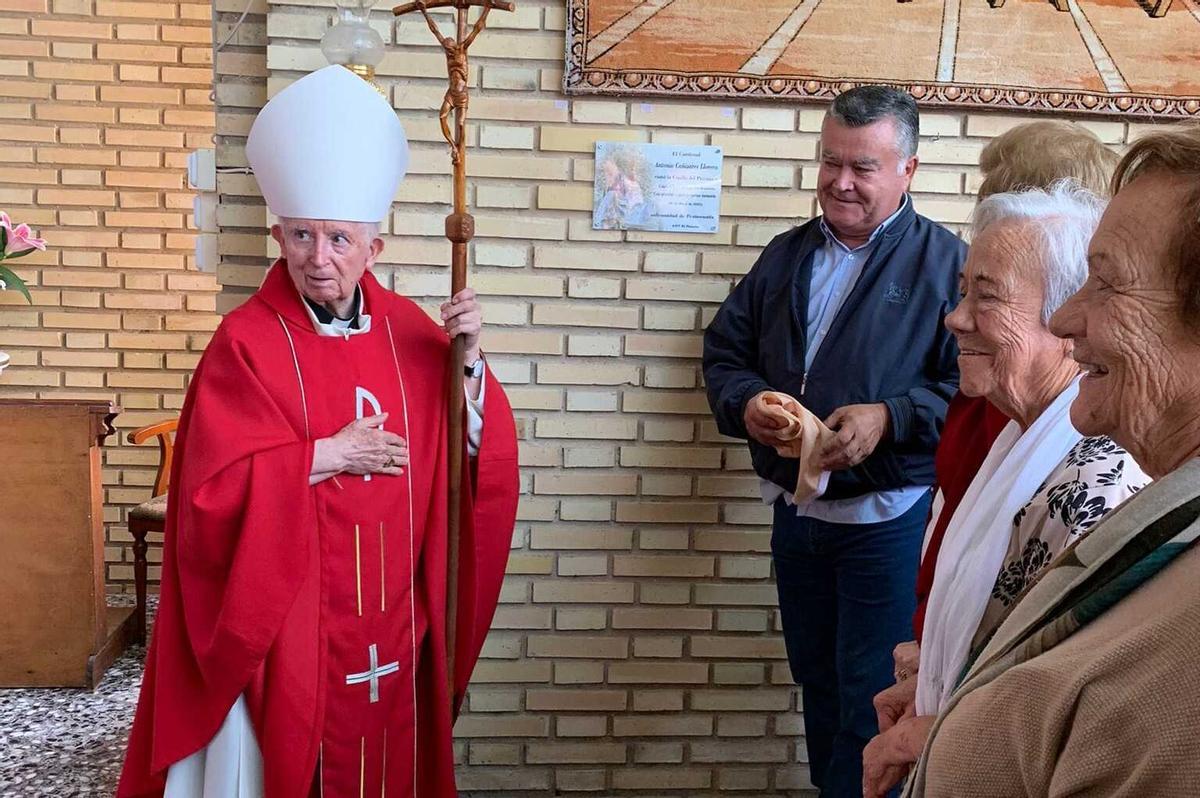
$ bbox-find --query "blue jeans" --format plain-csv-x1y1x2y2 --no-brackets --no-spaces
771,493,929,798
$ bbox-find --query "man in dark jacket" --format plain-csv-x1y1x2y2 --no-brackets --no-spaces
703,86,965,797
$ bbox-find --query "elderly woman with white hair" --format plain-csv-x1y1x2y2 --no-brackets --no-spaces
861,182,1150,797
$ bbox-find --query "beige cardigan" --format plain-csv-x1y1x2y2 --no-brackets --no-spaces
921,537,1200,796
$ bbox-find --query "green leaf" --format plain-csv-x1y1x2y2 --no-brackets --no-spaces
2,247,39,260
0,225,7,253
0,264,31,303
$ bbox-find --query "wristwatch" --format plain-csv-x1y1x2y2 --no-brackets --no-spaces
464,356,483,379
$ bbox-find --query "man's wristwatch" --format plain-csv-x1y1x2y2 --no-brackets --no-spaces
464,356,483,379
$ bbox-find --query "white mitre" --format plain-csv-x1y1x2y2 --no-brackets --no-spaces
246,64,409,224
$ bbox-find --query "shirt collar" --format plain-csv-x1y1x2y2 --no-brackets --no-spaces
299,284,372,338
820,193,910,254
304,284,361,326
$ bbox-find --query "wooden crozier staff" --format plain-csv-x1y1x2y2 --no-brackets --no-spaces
391,0,514,712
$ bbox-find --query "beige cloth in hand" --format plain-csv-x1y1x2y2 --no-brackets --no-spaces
756,391,835,503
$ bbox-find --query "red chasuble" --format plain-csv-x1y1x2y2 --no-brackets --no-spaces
912,392,1009,642
118,262,519,797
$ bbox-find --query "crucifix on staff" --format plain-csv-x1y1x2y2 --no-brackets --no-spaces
404,0,507,164
392,0,515,711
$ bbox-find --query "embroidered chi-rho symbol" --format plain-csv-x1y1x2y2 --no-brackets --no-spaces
883,282,911,305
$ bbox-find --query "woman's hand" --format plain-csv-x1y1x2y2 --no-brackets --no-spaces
311,413,408,483
875,639,920,731
893,641,920,681
874,676,918,733
862,715,936,798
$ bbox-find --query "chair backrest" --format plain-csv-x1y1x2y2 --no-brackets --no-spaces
127,418,179,497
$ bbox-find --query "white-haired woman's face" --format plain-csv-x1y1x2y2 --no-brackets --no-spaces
945,220,1073,420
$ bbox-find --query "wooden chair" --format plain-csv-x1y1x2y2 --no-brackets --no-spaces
127,418,178,644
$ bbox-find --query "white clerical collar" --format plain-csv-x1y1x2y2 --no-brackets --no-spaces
298,284,373,339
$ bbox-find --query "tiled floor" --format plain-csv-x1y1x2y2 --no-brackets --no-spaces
0,642,144,797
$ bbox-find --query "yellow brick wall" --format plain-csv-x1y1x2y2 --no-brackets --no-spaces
209,2,1150,793
0,0,218,588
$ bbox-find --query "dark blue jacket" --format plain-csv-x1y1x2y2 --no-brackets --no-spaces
703,202,966,500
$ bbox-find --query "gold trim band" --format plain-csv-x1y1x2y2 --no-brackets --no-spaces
354,524,363,617
344,63,375,81
339,63,384,97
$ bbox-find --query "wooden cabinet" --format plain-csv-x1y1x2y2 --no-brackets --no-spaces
0,398,137,688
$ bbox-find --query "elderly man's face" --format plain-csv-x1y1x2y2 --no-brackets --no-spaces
945,220,1072,419
271,219,382,312
817,115,917,244
1050,174,1200,462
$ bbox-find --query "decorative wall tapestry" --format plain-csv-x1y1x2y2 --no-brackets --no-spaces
564,0,1200,119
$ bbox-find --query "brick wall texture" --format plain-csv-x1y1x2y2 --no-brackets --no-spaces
208,2,1159,794
0,0,218,587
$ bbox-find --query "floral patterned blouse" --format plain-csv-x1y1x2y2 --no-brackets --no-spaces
971,436,1151,649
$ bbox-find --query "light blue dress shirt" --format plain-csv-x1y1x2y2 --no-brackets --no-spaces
761,196,930,525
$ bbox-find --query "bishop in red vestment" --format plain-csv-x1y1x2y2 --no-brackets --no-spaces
118,65,519,798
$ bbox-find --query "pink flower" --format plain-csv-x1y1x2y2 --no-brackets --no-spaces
6,222,46,255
